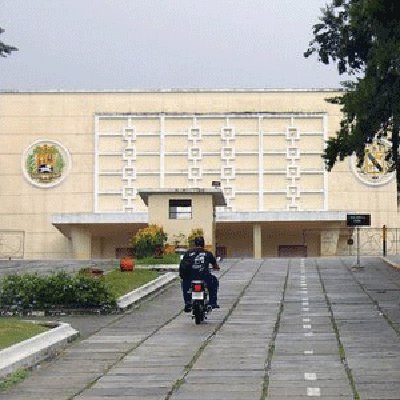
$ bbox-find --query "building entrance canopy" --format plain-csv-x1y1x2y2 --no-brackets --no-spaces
52,210,347,236
216,211,347,223
52,210,348,259
52,212,148,237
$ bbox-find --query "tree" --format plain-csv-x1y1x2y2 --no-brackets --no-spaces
0,27,18,57
305,0,400,191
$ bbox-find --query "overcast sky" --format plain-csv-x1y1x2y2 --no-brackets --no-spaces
1,0,343,91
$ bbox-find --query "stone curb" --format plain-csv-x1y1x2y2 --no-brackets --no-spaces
0,271,178,380
135,264,179,271
382,256,400,270
116,271,178,310
0,322,79,379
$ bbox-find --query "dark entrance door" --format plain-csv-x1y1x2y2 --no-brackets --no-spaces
278,245,307,257
115,247,135,259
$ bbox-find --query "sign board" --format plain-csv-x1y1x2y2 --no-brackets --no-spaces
346,213,371,227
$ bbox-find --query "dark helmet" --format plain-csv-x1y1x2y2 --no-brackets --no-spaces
194,236,205,248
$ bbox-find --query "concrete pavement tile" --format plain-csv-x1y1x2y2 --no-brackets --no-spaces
187,369,265,377
267,396,353,399
357,388,400,400
75,396,165,400
172,391,261,400
80,387,168,397
268,370,348,380
267,386,353,397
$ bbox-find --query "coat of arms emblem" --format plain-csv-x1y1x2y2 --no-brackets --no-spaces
23,140,70,187
351,138,395,186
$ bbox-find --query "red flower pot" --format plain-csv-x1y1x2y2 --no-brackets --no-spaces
120,257,135,272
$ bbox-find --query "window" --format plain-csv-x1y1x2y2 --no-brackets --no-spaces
169,199,192,219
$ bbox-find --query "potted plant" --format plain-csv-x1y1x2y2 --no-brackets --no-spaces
120,256,135,272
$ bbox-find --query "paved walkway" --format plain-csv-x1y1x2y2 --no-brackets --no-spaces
1,257,399,400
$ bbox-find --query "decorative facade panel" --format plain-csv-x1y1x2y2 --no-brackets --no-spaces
95,113,327,213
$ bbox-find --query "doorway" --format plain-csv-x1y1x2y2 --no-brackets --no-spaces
115,247,134,259
278,245,307,257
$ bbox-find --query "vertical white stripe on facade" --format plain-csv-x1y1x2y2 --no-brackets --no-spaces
160,115,165,188
188,118,202,188
286,117,300,211
323,114,328,210
94,116,100,213
193,116,199,188
224,116,232,210
258,116,264,211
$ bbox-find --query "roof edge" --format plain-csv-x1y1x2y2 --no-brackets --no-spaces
0,87,345,94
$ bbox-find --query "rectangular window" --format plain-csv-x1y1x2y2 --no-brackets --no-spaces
169,199,192,219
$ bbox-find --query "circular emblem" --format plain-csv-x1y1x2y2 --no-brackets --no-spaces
22,140,71,188
350,139,395,186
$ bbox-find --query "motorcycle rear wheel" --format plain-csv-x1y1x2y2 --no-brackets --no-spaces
193,303,202,325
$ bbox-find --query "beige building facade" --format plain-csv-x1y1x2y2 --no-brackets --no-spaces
0,89,398,260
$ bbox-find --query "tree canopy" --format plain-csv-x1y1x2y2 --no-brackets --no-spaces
0,27,18,57
305,0,400,189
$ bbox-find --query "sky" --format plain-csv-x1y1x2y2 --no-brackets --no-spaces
0,0,343,91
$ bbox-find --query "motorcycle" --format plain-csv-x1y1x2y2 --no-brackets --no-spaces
190,279,212,324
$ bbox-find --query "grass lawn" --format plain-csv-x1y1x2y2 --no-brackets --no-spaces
135,253,180,265
0,319,49,351
103,268,161,299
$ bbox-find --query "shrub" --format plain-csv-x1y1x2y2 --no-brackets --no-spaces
0,271,116,313
132,224,167,258
163,244,176,255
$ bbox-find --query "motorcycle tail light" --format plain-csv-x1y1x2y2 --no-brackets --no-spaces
193,284,202,292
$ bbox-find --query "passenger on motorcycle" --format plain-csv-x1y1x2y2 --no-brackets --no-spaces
179,236,220,312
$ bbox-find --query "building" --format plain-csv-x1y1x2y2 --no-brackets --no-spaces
0,89,398,260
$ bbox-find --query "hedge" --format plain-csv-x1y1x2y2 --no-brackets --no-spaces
0,271,116,313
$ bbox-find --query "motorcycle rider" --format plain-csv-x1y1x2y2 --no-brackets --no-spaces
179,236,220,312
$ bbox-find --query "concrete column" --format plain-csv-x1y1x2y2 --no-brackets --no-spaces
253,224,262,259
91,236,106,259
212,220,216,254
320,229,339,256
71,227,92,260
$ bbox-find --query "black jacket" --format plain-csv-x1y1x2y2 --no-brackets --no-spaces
179,247,217,279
